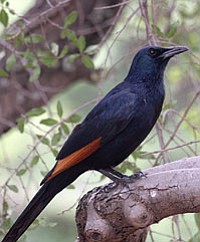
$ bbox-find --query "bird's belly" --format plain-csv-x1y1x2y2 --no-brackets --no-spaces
90,116,156,170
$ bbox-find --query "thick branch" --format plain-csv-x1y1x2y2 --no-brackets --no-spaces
0,0,127,134
76,156,200,242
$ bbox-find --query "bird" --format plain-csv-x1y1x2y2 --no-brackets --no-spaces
1,45,188,242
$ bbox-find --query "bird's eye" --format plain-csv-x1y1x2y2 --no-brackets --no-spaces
148,48,157,57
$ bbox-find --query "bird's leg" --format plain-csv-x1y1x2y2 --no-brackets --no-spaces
131,170,147,179
98,167,130,183
98,167,147,184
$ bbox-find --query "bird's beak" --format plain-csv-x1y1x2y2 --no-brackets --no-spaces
160,46,189,59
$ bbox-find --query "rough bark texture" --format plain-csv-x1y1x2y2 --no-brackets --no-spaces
0,0,127,134
76,156,200,242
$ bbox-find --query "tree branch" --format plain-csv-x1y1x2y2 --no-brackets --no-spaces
76,156,200,242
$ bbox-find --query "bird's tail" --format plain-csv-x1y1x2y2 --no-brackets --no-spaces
1,166,84,242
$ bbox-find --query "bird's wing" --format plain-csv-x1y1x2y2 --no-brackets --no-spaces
41,88,138,184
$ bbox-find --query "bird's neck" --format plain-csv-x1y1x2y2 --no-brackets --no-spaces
124,73,165,106
125,72,164,91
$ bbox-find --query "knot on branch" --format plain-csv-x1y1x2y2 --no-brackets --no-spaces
123,198,153,229
76,183,149,242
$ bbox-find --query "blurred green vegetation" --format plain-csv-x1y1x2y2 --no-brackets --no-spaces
0,0,200,241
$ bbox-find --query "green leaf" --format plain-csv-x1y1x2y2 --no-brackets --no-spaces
13,33,25,47
30,156,39,167
132,148,155,160
51,132,61,146
20,49,35,61
6,54,16,71
26,34,44,44
32,219,39,225
17,168,27,176
67,53,80,63
16,117,25,133
67,114,81,123
65,29,77,43
61,123,70,134
37,135,50,145
40,118,57,126
59,45,69,58
77,36,86,52
26,108,45,117
152,25,165,38
1,33,14,38
163,102,175,110
8,8,15,15
39,51,58,67
57,101,63,118
0,9,8,27
118,161,140,174
29,65,41,81
68,184,75,189
166,24,177,38
3,201,8,214
60,28,79,47
0,68,9,77
60,28,68,39
51,148,58,157
64,11,78,27
7,185,19,193
41,171,48,177
81,55,94,69
5,1,10,7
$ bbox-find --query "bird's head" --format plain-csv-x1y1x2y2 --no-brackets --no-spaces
128,45,188,82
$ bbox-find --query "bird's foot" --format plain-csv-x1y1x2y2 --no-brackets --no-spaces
110,173,132,185
129,170,147,180
98,168,147,187
112,171,147,186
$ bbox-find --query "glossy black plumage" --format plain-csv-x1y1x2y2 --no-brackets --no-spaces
1,45,188,242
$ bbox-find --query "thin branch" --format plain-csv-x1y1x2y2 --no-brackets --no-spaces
139,0,156,45
155,90,200,163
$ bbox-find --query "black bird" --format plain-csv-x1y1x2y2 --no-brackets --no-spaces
1,45,188,242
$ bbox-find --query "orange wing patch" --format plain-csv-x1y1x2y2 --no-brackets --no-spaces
44,137,101,183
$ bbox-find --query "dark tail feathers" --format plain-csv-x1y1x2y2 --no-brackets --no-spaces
1,166,84,242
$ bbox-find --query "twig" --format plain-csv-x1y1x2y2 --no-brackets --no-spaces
156,90,200,162
142,140,200,157
139,0,156,45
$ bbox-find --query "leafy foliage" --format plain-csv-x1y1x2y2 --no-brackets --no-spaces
0,68,8,77
0,9,94,84
26,108,46,117
0,8,8,27
16,117,25,133
7,185,18,193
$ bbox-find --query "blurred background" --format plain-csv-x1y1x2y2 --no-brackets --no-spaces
0,0,199,241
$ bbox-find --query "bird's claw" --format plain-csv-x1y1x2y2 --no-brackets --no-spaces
114,171,147,186
130,171,147,180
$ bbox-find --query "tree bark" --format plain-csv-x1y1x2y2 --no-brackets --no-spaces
76,156,200,242
0,0,127,134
